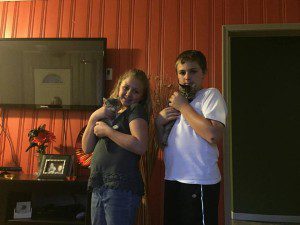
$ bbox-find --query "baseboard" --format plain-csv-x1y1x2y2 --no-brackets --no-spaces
232,212,300,223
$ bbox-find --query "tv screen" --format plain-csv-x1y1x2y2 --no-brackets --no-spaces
0,38,106,110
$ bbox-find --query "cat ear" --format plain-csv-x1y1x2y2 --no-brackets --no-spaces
103,98,107,105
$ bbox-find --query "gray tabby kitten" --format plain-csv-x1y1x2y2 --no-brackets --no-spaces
161,84,197,147
101,98,122,129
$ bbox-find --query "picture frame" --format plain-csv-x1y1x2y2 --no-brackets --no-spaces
37,154,73,180
34,68,71,106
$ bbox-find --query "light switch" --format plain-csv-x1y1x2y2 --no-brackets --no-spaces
106,68,113,80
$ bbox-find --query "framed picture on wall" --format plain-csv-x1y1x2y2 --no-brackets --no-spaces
37,154,73,180
34,68,71,106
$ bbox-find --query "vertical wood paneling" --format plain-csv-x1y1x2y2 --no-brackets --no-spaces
0,1,299,225
16,1,31,37
4,110,21,166
213,5,226,221
19,110,35,172
56,0,64,37
247,0,263,24
225,0,244,24
44,0,60,37
131,0,148,70
262,0,267,22
89,0,102,37
179,0,193,52
15,110,25,162
281,0,286,23
162,0,179,85
4,2,15,37
213,0,224,90
102,0,118,92
102,0,117,49
194,0,210,57
118,0,132,74
265,0,283,23
11,1,18,37
285,0,299,23
59,0,73,37
85,0,92,37
31,0,44,38
147,4,165,225
27,1,35,37
210,0,216,88
0,3,5,37
244,0,248,23
72,0,88,37
147,0,161,79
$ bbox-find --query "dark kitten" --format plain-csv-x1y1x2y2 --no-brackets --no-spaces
161,84,197,147
101,98,122,128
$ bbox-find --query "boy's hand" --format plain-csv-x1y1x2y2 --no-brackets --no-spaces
156,107,180,126
169,91,189,111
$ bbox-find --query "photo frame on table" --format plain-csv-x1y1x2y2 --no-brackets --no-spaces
37,154,73,180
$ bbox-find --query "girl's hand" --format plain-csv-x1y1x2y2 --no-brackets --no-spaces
90,105,115,122
156,107,180,126
93,121,112,138
169,91,189,111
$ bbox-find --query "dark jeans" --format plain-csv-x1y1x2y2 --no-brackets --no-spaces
91,187,141,225
164,180,220,225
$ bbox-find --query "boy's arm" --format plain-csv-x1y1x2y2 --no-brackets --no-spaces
155,107,180,148
180,103,224,144
169,91,225,144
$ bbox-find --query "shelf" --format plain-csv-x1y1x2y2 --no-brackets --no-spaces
0,174,89,225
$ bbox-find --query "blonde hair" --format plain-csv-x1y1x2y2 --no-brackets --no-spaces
110,68,152,113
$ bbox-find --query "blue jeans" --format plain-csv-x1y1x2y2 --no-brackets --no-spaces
91,187,141,225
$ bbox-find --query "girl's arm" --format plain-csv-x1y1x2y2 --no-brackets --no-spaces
94,118,148,155
169,92,224,144
81,116,98,154
82,106,114,153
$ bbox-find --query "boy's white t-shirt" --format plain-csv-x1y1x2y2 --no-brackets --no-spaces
164,88,227,185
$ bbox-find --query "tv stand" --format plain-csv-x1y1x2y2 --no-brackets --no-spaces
0,174,90,225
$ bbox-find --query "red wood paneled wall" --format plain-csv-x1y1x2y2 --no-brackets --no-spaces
0,1,299,225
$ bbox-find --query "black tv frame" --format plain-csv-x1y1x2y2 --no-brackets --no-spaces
0,38,107,110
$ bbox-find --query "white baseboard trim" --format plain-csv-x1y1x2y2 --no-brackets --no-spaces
231,212,300,223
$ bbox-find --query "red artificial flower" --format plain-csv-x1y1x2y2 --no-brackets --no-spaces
31,130,56,146
25,124,56,154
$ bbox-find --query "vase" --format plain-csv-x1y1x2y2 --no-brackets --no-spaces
35,153,44,175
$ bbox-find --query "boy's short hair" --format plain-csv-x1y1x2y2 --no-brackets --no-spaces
175,50,207,74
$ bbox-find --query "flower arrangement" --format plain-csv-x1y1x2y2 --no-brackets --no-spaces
25,124,56,154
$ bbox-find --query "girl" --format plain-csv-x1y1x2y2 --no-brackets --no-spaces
82,69,151,225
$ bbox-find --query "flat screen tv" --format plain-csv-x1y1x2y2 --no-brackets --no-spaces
0,38,106,110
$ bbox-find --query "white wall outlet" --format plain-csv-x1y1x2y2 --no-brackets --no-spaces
106,68,113,80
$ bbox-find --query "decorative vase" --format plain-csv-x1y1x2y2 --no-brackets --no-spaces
35,153,44,175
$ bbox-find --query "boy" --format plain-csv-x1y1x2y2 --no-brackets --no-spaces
155,50,227,225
